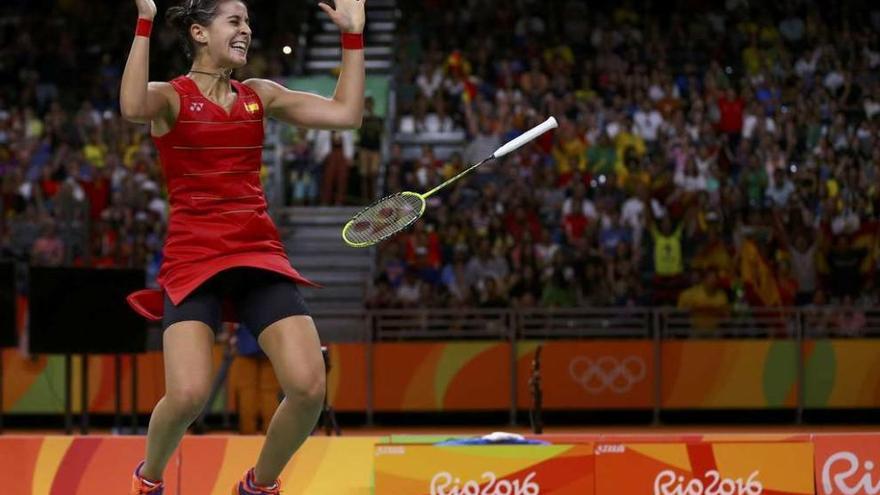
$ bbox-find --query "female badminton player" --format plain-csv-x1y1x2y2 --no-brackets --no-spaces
120,0,364,493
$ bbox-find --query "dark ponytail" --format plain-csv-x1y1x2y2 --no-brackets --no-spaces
165,0,248,60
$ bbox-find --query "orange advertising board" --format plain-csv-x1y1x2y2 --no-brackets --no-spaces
0,435,377,495
662,340,799,409
375,444,595,495
178,436,377,495
517,340,654,409
804,339,880,408
814,433,880,495
325,343,368,411
594,442,814,495
0,436,180,494
373,342,512,411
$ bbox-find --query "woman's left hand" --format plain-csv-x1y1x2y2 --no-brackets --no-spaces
319,0,366,34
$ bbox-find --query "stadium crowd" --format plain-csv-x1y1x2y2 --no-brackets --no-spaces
0,0,303,289
2,1,880,329
369,0,880,326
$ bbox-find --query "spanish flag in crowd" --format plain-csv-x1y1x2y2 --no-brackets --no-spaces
739,239,781,307
446,50,478,103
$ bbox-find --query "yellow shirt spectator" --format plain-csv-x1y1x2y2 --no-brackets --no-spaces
678,276,730,331
552,136,587,175
614,129,646,186
652,225,683,276
83,142,107,168
543,45,575,68
825,179,839,198
615,129,646,166
742,44,762,75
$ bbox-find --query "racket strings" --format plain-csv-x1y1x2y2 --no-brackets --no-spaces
343,193,424,245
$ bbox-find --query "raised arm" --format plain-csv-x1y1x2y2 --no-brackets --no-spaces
119,0,172,124
246,0,365,130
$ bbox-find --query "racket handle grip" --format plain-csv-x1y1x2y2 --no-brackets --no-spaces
492,116,558,159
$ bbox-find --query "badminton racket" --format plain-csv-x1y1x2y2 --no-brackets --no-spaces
342,116,558,247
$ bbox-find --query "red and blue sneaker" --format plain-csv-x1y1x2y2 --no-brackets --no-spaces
130,461,164,495
234,468,281,495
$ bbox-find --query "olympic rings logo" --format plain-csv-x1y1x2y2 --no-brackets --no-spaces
568,355,647,394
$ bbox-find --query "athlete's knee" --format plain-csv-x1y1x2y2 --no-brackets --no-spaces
165,384,212,421
281,364,325,407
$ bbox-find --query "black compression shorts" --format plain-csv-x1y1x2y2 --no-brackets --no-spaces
162,267,310,338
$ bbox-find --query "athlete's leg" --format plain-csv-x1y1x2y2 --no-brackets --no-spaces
251,315,325,485
140,289,221,481
231,272,323,486
257,357,281,433
141,320,215,480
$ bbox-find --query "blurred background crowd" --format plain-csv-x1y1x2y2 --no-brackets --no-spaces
372,0,880,320
0,0,304,288
1,0,880,321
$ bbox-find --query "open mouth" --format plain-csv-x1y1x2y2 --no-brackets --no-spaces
230,40,248,56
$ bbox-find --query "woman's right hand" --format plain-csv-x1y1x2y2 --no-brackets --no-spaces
135,0,157,19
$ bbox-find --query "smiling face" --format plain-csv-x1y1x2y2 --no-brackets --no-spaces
190,1,251,68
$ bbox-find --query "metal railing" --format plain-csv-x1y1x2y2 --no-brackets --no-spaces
372,308,513,340
518,307,652,339
659,307,801,338
314,306,880,342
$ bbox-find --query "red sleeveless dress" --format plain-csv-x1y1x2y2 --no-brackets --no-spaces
127,76,317,322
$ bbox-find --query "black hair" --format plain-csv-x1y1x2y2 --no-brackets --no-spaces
165,0,248,60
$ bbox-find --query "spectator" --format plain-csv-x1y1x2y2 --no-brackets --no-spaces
649,213,685,303
314,129,355,205
396,268,423,308
776,258,799,307
717,86,745,143
441,248,472,306
358,96,384,201
508,264,542,308
834,295,866,337
30,219,64,266
551,119,587,184
541,268,577,308
477,277,507,308
765,168,795,207
677,270,730,332
366,275,396,309
285,127,318,205
827,235,868,300
598,211,632,258
463,117,501,169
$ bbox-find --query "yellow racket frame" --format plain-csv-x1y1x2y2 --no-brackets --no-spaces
341,191,427,247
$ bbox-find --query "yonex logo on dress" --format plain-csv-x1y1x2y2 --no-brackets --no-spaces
568,355,647,394
190,102,205,112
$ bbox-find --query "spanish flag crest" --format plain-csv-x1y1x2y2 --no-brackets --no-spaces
245,102,260,114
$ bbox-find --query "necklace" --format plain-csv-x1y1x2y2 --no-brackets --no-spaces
188,68,233,80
